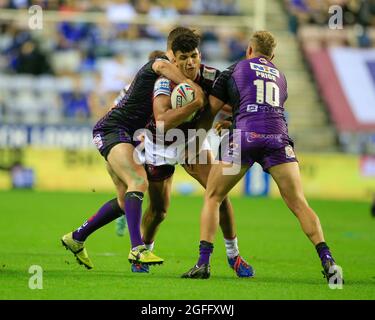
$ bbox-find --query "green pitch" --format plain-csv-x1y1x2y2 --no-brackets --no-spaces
0,190,374,300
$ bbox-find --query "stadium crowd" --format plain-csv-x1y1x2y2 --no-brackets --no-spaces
284,0,375,48
0,0,246,124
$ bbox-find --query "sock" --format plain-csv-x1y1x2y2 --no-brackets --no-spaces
125,191,144,249
143,240,154,251
197,241,214,266
316,242,334,264
224,236,239,259
73,199,123,242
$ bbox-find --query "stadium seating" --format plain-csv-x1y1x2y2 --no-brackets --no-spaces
283,0,375,154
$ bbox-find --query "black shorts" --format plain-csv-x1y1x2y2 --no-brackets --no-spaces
92,128,138,160
144,164,175,182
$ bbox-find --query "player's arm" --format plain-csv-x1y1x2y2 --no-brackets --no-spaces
152,58,204,102
152,58,189,84
196,67,233,131
154,92,204,132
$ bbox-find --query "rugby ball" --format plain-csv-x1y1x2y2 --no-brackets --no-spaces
170,82,196,122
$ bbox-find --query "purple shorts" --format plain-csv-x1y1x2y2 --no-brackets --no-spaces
219,131,298,172
92,128,139,160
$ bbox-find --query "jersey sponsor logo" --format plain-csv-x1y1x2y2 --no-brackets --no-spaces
250,62,280,78
202,66,217,81
259,57,268,64
246,104,258,112
285,145,295,159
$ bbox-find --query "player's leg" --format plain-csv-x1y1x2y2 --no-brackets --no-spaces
107,163,127,237
61,164,126,270
184,151,237,238
131,166,173,273
107,143,163,265
141,175,173,247
182,161,249,279
183,151,254,277
268,161,343,283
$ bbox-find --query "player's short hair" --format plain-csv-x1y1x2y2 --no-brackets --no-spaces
148,50,165,60
171,32,201,55
167,27,195,50
250,31,276,59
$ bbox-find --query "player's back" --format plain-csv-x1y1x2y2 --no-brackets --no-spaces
228,56,288,135
94,57,168,134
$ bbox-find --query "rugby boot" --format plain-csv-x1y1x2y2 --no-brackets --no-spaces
181,264,210,279
322,258,344,285
128,245,164,265
131,262,150,273
61,232,93,269
228,255,255,278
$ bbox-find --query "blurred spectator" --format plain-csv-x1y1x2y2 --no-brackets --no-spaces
98,53,136,94
285,0,375,48
148,0,180,20
7,0,30,9
15,40,53,75
61,77,90,120
285,0,375,31
226,29,247,62
0,0,247,126
190,0,239,15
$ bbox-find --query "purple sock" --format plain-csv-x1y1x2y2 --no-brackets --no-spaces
197,241,213,266
125,192,144,249
316,242,334,264
73,199,123,242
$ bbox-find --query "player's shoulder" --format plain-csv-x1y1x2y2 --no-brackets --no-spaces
200,64,220,81
140,56,170,74
221,62,238,75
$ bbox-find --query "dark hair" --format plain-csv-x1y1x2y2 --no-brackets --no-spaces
167,26,195,50
148,50,165,60
171,33,200,55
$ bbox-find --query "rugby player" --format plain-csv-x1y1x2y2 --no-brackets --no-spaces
114,50,167,237
182,31,343,284
61,27,205,269
132,31,254,277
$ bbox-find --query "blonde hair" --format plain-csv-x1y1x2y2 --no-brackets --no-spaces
250,31,276,59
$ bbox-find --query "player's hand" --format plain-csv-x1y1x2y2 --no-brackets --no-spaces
214,120,232,134
185,80,205,109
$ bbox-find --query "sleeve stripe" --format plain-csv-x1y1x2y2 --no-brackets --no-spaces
154,89,171,97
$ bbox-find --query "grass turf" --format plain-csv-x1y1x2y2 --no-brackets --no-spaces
0,190,374,300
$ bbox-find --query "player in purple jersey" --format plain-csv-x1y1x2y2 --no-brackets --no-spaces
182,31,343,285
114,49,167,237
61,27,205,269
131,32,253,277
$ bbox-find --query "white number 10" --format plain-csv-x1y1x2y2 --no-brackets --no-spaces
253,79,280,107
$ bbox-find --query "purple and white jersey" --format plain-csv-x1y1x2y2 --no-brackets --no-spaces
211,56,288,134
